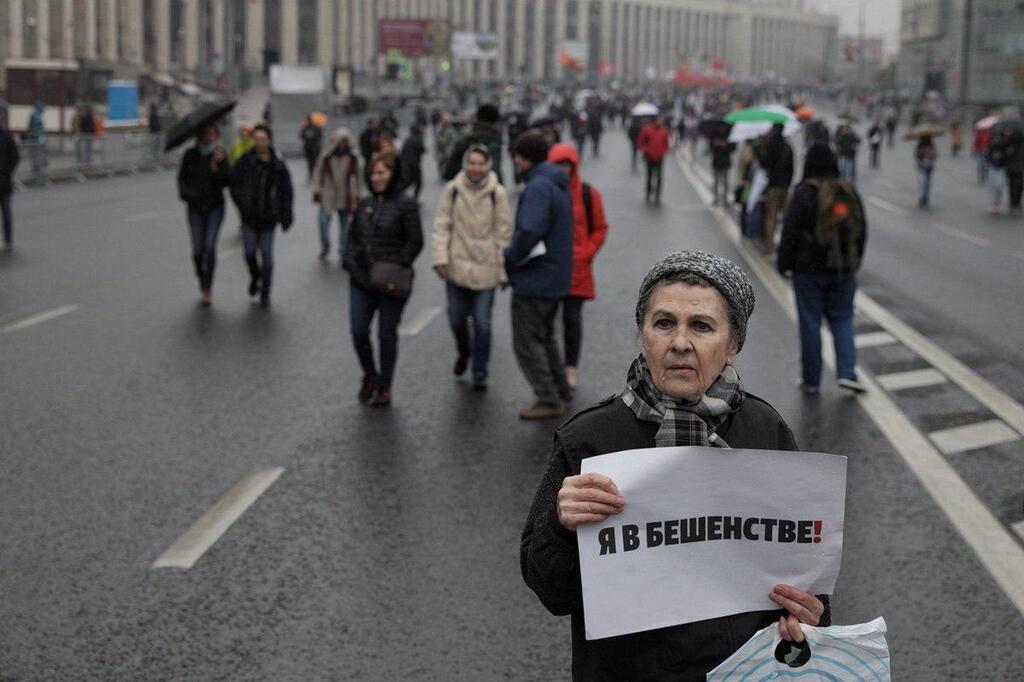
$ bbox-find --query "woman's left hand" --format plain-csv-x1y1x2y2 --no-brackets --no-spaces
769,584,824,642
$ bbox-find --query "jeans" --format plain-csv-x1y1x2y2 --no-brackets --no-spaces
562,296,585,367
1007,170,1023,210
645,158,663,202
0,192,11,245
76,136,94,167
187,206,225,290
869,145,880,169
838,155,856,182
976,155,989,185
241,224,275,293
917,169,932,206
989,167,1006,206
763,187,788,254
590,132,601,157
793,272,858,387
30,139,47,173
349,283,408,387
712,168,729,204
319,207,350,255
511,294,571,405
446,282,496,382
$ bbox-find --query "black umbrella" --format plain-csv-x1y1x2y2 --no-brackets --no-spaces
163,99,237,152
698,119,732,138
528,114,562,129
992,118,1024,141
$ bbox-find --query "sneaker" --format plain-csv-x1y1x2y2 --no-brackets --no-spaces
248,278,259,297
200,289,212,307
565,366,578,389
369,386,391,407
472,377,488,392
519,402,566,420
358,377,377,403
453,355,469,377
838,378,867,393
798,383,820,395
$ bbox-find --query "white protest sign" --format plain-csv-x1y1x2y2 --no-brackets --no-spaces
578,447,846,640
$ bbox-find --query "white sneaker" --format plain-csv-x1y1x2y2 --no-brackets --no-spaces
838,378,867,393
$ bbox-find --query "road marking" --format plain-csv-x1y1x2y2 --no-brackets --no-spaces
125,210,165,223
867,196,910,218
1013,521,1024,544
854,331,898,349
929,420,1020,455
399,305,441,336
0,304,80,333
933,222,991,247
152,467,284,570
876,368,948,392
677,151,1024,616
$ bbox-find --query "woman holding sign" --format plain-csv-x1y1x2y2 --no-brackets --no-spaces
520,251,831,680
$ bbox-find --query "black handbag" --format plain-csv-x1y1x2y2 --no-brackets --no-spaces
369,260,413,298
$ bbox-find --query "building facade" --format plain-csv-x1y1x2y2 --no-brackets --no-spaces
3,0,838,87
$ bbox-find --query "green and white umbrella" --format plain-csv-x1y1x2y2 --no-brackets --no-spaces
726,105,801,142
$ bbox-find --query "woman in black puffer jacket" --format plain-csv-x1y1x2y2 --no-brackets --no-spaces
343,150,423,407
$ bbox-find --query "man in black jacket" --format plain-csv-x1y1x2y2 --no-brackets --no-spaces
444,103,504,185
756,123,794,256
177,123,230,305
0,117,20,251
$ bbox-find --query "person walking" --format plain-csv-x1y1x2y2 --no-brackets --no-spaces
358,118,380,167
73,105,97,168
299,115,323,181
777,143,868,394
434,113,457,179
505,132,574,419
884,108,898,148
586,107,604,157
312,127,360,260
547,143,609,390
756,123,794,255
431,144,512,391
1003,130,1024,217
177,124,230,305
0,117,20,251
570,113,588,161
834,124,860,183
444,103,505,185
28,102,46,176
230,125,294,307
627,115,644,172
950,120,964,157
638,115,670,204
400,123,426,199
709,133,735,206
972,124,992,185
343,150,424,407
867,122,883,169
914,135,937,208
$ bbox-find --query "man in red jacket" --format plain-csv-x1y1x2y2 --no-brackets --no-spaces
638,115,670,204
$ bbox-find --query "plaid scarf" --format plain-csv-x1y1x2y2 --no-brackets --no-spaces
620,355,745,448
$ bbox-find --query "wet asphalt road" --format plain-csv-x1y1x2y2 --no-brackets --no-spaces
1,127,1023,680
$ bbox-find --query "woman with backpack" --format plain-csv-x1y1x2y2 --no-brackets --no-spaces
343,150,424,407
547,143,609,389
431,144,512,391
777,143,867,395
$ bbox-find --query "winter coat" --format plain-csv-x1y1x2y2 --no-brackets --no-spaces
0,130,21,196
735,142,755,186
431,169,512,291
758,133,794,188
312,129,360,214
915,139,937,172
547,143,608,300
358,127,378,163
638,123,670,162
344,169,424,291
709,136,735,171
177,145,229,213
520,393,832,681
300,123,322,158
444,121,504,184
400,132,426,181
503,162,574,299
777,180,868,275
230,148,294,231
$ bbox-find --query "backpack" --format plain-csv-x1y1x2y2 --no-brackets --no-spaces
807,179,865,274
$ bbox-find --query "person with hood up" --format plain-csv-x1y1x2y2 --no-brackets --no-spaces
177,123,230,305
431,144,513,391
637,115,670,204
343,150,424,407
756,122,794,255
230,124,294,307
434,113,458,179
505,132,575,420
228,123,255,166
299,114,323,180
444,103,505,185
400,123,426,199
312,127,360,260
547,143,609,390
0,115,20,251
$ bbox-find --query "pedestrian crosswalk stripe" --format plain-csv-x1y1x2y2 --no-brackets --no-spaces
152,467,284,570
928,420,1019,455
854,331,897,349
876,368,948,392
399,306,442,336
1,304,80,333
867,196,910,218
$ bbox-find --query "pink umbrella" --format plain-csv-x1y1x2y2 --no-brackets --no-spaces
975,115,1001,131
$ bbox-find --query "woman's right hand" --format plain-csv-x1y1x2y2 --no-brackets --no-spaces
557,473,626,531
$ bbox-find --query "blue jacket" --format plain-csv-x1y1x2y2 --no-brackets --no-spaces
504,163,574,298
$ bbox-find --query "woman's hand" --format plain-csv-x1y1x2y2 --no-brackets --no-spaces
769,584,824,642
433,264,449,280
557,473,626,531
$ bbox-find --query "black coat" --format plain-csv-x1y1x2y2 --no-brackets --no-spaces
177,146,229,213
343,178,424,291
0,130,21,196
444,121,504,184
521,394,831,682
758,133,794,188
229,149,294,230
777,180,867,275
710,136,736,171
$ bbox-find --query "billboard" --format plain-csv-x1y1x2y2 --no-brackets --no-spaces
379,18,450,57
901,0,943,43
451,32,499,60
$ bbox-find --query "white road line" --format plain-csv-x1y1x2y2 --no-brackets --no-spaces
867,196,910,218
125,210,165,223
0,304,80,333
398,305,442,336
876,368,948,392
677,152,1024,616
854,331,898,349
933,222,991,247
1013,521,1024,544
152,467,284,570
929,420,1020,455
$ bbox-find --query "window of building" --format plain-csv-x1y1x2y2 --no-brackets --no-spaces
298,0,318,64
588,0,602,74
566,0,578,41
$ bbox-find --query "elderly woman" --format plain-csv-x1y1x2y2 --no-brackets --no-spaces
520,251,831,680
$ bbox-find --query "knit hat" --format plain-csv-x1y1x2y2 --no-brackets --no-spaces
476,103,500,123
635,251,756,351
513,131,551,166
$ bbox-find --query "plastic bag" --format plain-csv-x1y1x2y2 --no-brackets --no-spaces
707,617,890,681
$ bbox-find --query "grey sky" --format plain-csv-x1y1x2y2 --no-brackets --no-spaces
805,0,902,53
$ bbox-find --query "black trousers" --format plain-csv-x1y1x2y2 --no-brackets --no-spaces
512,294,571,405
562,296,585,367
1008,170,1023,209
645,158,663,202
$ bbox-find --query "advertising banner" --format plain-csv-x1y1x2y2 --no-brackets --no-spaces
379,18,450,57
451,32,499,60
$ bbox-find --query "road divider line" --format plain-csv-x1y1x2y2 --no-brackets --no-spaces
677,150,1024,615
933,222,991,247
399,306,442,337
152,467,284,570
1,304,80,333
928,420,1020,455
867,196,910,217
854,331,898,349
875,368,948,392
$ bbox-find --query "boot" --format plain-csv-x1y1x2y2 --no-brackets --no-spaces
519,402,566,420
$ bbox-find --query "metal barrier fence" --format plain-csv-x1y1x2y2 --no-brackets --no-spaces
13,132,183,186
